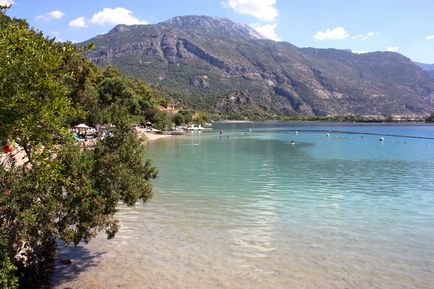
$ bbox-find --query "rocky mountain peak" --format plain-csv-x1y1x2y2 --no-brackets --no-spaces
164,15,230,26
109,24,132,33
161,15,263,40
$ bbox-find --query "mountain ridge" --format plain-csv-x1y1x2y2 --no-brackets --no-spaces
80,15,434,118
414,62,434,78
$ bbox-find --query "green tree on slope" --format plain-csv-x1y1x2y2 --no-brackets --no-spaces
0,9,157,287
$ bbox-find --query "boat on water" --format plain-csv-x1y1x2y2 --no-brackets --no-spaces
186,124,204,131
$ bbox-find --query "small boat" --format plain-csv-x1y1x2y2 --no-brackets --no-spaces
186,124,203,131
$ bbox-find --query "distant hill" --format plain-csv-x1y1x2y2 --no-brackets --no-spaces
80,15,434,118
414,62,434,78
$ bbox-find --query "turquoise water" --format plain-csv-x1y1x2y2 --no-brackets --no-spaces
52,123,434,289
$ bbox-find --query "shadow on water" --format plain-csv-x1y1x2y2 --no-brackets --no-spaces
34,242,106,289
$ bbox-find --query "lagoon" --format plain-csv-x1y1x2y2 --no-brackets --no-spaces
52,123,434,289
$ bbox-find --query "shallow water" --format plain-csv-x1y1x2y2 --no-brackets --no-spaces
51,123,434,289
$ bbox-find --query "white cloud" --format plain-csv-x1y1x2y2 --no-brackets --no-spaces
69,17,87,28
425,35,434,41
314,26,349,40
352,50,369,54
250,23,280,41
352,31,376,40
0,0,14,6
222,1,280,40
89,7,147,26
222,0,278,22
36,10,65,21
49,10,64,19
386,46,399,52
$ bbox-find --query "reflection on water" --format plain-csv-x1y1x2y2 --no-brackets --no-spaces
52,124,434,289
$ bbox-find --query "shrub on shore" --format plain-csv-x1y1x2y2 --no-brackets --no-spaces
0,8,158,287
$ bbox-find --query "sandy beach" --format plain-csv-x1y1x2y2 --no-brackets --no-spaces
142,132,172,141
1,132,170,169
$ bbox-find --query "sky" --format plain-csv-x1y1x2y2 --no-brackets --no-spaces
2,0,434,63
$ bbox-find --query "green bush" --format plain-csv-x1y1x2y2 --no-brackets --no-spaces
173,113,185,126
152,111,172,130
0,240,18,289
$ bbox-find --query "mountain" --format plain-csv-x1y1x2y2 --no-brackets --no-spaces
414,62,434,78
80,15,434,117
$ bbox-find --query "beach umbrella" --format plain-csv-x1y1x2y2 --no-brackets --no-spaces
75,123,89,129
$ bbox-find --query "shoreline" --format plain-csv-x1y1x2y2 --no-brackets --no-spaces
142,132,172,141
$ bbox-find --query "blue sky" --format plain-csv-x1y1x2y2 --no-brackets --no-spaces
3,0,434,63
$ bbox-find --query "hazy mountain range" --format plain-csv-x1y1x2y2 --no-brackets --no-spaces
80,15,434,117
415,62,434,78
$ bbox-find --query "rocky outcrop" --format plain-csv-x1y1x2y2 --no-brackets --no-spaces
190,76,208,88
180,39,227,70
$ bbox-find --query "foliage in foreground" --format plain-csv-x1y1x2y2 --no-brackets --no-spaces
0,239,18,289
0,9,158,287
